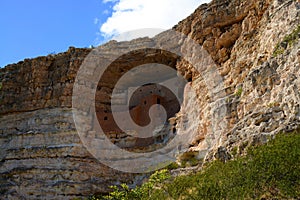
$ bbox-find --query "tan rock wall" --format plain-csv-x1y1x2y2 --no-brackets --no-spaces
174,0,300,160
1,0,300,198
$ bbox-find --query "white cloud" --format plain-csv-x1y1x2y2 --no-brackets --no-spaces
112,28,166,41
100,0,211,41
102,9,110,15
94,17,99,25
102,0,118,3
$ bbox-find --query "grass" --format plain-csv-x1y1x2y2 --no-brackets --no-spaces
235,87,243,97
273,25,300,57
91,130,300,200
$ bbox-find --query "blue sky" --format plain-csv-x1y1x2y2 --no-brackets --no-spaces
0,0,113,68
0,0,210,68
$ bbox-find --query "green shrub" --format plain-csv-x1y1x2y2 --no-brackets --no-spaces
92,130,300,199
92,169,171,200
158,131,300,199
165,162,180,170
273,45,285,57
231,146,238,157
235,87,243,97
273,25,300,57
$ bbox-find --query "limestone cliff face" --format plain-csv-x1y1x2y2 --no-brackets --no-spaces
174,0,300,161
0,0,300,199
0,48,90,114
0,49,143,199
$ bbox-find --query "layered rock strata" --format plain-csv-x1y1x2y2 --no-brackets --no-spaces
0,0,300,199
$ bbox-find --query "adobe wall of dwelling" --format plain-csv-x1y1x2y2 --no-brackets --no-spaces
96,84,181,149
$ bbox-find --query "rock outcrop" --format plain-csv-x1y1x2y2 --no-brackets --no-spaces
0,48,144,199
174,0,300,161
0,0,300,199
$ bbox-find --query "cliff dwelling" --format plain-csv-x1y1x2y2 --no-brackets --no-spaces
96,82,182,150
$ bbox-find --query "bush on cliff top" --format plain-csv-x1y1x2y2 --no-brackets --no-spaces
91,130,300,200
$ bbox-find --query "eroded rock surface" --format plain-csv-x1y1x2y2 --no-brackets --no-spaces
174,0,300,160
0,0,300,199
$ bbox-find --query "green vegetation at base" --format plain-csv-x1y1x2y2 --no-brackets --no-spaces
89,170,171,200
91,130,300,200
165,161,180,170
